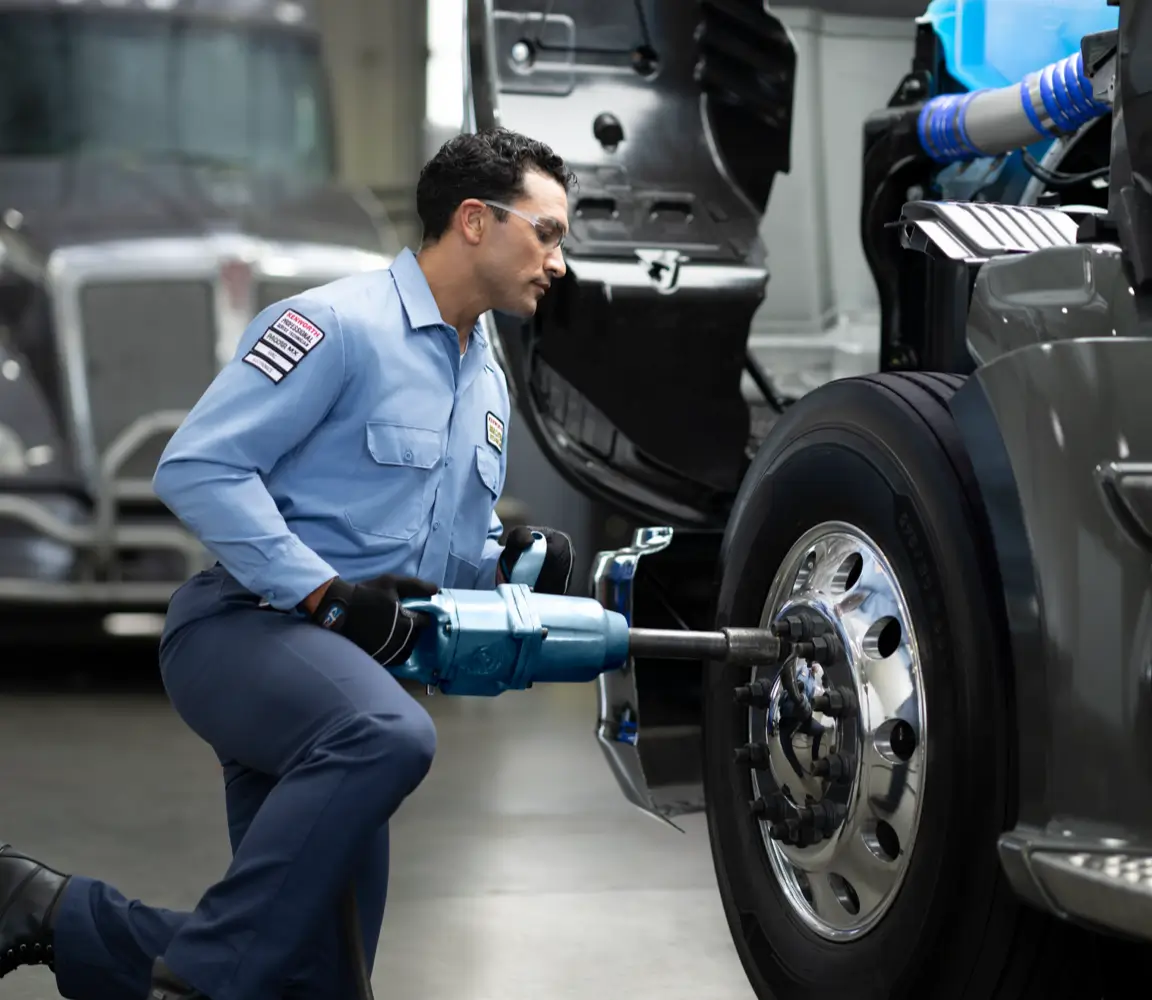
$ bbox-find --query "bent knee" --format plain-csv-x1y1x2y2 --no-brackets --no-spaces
363,702,437,780
395,703,438,776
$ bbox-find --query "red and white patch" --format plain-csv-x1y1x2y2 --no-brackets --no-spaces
271,309,326,352
486,411,504,453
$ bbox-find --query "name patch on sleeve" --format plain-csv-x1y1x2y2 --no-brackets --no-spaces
243,309,326,384
486,411,504,452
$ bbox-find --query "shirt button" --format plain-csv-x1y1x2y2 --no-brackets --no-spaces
445,456,452,466
432,520,440,531
404,449,413,462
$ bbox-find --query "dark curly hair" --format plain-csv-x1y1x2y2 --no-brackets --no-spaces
416,127,576,244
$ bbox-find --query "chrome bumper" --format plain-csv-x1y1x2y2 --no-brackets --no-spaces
0,410,209,607
591,526,705,829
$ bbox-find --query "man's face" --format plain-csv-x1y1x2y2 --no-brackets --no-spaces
475,170,569,318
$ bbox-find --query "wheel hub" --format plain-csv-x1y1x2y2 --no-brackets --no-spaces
737,523,927,941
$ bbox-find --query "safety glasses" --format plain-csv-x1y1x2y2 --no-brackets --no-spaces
482,199,567,251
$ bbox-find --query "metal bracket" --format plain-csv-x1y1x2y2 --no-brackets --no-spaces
592,525,692,830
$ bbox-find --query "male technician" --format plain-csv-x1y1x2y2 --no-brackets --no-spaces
0,127,575,1000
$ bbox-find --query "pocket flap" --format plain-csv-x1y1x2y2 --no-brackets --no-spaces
365,422,442,469
475,445,500,495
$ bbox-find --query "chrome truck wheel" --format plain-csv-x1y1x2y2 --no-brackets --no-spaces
701,374,1122,1000
747,522,925,941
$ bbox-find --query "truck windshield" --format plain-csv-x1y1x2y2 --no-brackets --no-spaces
0,11,334,181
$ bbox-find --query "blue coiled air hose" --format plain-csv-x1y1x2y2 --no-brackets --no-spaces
917,49,1110,164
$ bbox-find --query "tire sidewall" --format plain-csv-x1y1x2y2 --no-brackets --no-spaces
704,384,1012,1000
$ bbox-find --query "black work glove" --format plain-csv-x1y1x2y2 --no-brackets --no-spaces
497,525,574,595
310,574,439,666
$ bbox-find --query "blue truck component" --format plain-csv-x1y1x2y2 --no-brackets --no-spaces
922,0,1118,94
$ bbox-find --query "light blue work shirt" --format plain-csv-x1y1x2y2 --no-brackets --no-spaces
153,247,511,611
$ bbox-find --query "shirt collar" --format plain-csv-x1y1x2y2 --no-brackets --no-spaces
389,246,489,348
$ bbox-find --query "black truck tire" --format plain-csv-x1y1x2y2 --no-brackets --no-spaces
702,372,1114,999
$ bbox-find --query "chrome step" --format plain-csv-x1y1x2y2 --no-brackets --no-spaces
1031,850,1152,941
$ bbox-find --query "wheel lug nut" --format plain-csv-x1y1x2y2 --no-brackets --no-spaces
769,819,800,842
772,615,809,641
749,794,788,822
734,742,772,768
811,752,855,782
796,800,848,831
734,680,772,708
792,826,826,848
812,684,856,717
794,634,837,664
769,818,826,847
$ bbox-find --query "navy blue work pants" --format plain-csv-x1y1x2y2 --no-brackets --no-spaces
48,565,438,1000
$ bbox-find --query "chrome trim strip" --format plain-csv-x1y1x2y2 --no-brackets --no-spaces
591,525,682,829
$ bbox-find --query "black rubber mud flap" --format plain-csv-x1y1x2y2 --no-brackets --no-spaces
701,372,1120,1000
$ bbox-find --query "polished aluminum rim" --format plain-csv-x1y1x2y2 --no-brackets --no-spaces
747,522,927,941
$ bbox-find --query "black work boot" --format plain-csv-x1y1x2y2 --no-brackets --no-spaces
0,843,69,976
149,956,213,999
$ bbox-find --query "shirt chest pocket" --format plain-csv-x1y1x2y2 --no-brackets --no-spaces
449,445,502,568
345,422,443,540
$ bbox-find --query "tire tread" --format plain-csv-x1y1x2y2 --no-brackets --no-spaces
860,372,1046,1000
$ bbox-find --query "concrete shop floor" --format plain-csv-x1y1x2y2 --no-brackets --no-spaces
3,657,755,1000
